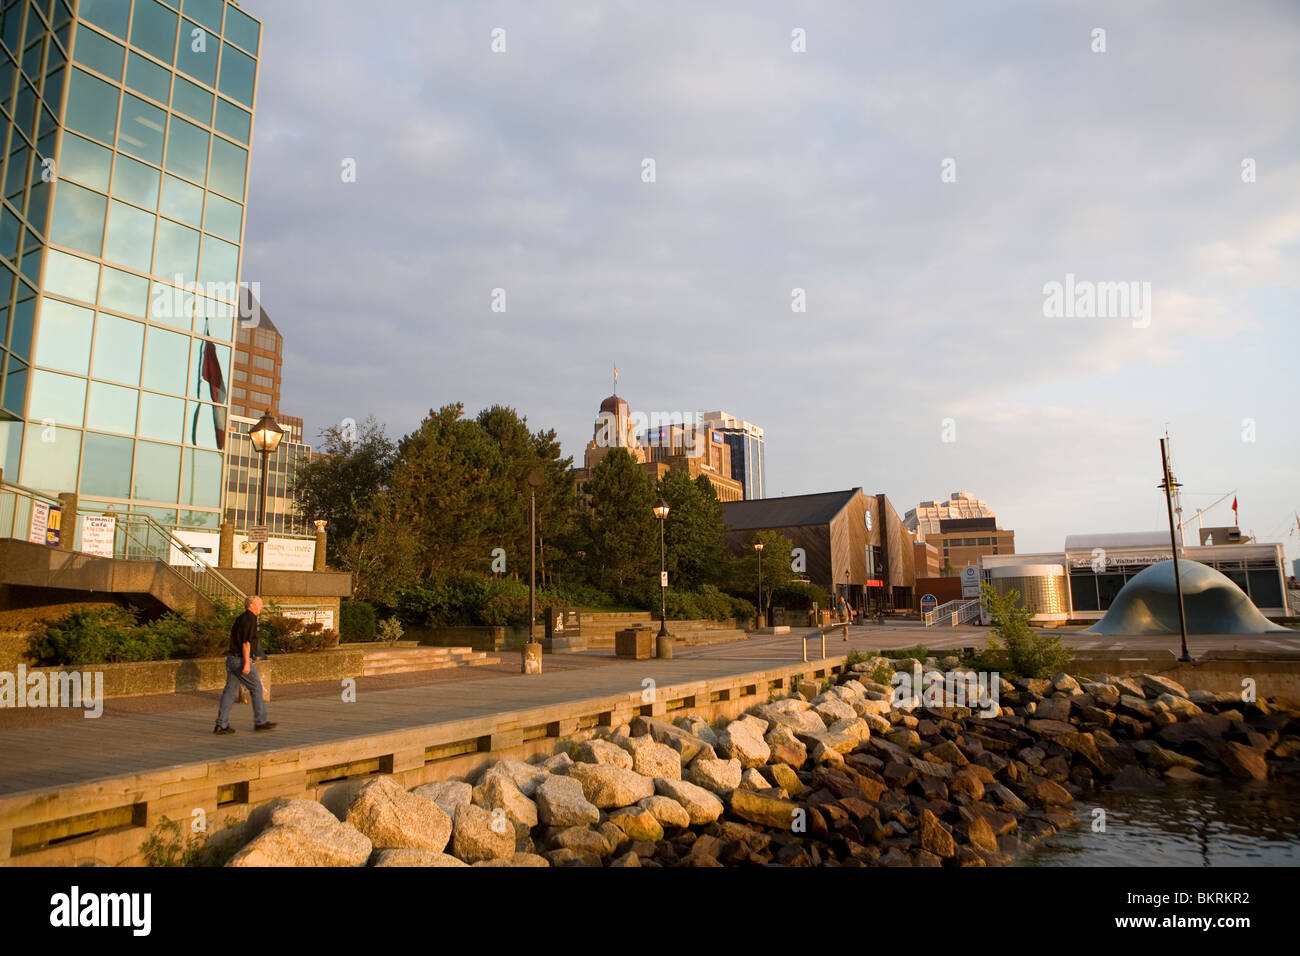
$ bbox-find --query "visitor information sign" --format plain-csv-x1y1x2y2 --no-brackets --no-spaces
80,515,116,558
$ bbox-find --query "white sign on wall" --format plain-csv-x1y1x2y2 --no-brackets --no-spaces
80,515,116,558
961,565,981,597
233,535,316,572
281,606,336,631
170,530,220,568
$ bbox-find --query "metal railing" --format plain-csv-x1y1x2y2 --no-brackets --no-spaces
0,480,245,610
802,621,850,661
923,598,982,627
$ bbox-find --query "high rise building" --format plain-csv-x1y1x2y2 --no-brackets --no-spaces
699,411,764,499
0,0,260,533
903,492,1015,569
229,283,279,418
223,410,308,534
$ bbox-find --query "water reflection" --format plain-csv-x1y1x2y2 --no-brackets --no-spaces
1020,780,1300,866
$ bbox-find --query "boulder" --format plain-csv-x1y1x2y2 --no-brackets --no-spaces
717,716,772,768
473,773,538,832
480,759,549,797
546,847,603,867
674,714,719,747
965,815,998,854
371,849,468,867
812,697,858,724
346,775,452,851
686,756,743,795
607,807,665,842
919,809,955,858
540,752,574,774
228,801,372,867
797,731,859,756
577,738,635,770
551,826,615,857
1163,766,1210,783
1052,673,1083,695
451,803,515,863
619,734,683,779
728,789,800,829
1034,779,1073,806
654,777,725,824
1081,682,1121,707
410,780,472,820
1141,674,1190,699
765,762,805,796
764,725,808,768
1156,693,1202,719
826,717,873,745
1034,697,1071,722
1219,741,1268,781
534,773,600,827
755,704,827,735
638,795,691,829
739,768,769,791
511,852,550,867
632,716,717,764
568,762,656,808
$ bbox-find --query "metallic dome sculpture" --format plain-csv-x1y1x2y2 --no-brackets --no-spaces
1085,559,1291,635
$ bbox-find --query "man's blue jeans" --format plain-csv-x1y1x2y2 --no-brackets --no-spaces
216,654,268,728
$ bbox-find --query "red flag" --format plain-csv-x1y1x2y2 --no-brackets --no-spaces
1231,496,1238,526
199,339,227,450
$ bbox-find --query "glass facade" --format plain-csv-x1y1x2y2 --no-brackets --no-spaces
0,0,259,531
1070,558,1286,612
223,414,309,535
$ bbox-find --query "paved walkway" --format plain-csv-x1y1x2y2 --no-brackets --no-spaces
1,624,1296,801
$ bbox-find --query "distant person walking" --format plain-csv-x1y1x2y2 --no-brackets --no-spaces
214,595,276,734
837,595,850,623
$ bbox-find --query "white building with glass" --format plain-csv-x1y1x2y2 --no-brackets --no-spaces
0,0,259,538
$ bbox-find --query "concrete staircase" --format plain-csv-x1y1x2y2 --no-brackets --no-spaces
360,641,498,676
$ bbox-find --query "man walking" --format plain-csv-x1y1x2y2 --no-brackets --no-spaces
214,595,276,734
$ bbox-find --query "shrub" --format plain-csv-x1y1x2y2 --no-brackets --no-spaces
845,649,866,668
377,618,404,643
140,816,243,868
728,596,756,629
870,663,895,686
339,600,377,642
881,644,930,662
771,581,826,610
27,606,178,666
979,581,1072,680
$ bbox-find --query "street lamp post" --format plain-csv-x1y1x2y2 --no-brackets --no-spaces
754,540,764,629
523,471,544,674
653,499,671,653
247,411,284,599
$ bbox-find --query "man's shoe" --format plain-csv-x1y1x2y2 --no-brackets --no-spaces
254,722,277,731
214,725,236,735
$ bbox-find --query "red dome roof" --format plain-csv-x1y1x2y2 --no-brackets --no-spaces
599,395,629,415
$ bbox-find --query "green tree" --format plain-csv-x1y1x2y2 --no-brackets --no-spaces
941,560,955,577
388,404,513,580
294,415,395,566
977,581,1072,680
578,448,657,591
656,470,727,591
730,529,796,622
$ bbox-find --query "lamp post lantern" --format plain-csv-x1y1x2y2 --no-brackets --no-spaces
653,498,670,640
247,411,284,598
754,540,764,629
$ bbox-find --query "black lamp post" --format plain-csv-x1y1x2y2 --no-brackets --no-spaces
247,411,284,598
653,498,670,638
754,540,764,628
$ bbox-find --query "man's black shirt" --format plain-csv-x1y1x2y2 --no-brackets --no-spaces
227,609,261,658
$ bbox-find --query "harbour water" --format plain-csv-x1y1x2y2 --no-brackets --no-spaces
1019,779,1300,866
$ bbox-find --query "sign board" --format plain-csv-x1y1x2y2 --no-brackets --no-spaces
28,502,61,547
170,530,219,568
1067,551,1169,570
280,606,335,631
233,535,316,572
660,571,668,588
80,515,116,558
864,511,873,531
961,565,981,597
920,594,938,613
247,525,269,543
866,579,884,587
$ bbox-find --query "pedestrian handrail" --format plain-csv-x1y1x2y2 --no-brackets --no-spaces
924,598,982,627
802,620,850,661
0,479,245,610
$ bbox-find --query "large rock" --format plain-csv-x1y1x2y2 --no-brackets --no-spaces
479,759,549,797
717,716,771,768
451,803,515,862
1142,674,1189,699
534,774,601,827
754,704,826,735
638,795,691,829
686,757,742,795
812,697,858,724
632,716,716,764
1155,693,1202,719
728,789,800,830
473,773,538,831
1220,741,1268,781
654,777,725,824
577,738,634,770
347,775,452,851
796,731,859,756
919,809,955,858
1035,697,1071,722
765,725,808,768
826,717,873,745
410,780,472,820
620,734,683,779
550,826,615,857
568,762,655,808
371,849,468,867
607,807,665,842
674,714,719,747
228,800,371,867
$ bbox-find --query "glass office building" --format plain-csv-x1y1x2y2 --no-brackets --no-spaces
0,0,259,532
701,411,765,500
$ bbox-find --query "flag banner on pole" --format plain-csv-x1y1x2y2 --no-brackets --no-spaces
193,326,228,450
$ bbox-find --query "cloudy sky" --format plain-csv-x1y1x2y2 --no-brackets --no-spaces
240,0,1300,565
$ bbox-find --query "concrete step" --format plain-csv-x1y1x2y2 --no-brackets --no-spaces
360,646,499,676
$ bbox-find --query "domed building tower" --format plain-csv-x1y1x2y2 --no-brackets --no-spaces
583,393,646,471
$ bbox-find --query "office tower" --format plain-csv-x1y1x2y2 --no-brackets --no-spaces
699,410,765,499
0,0,260,532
